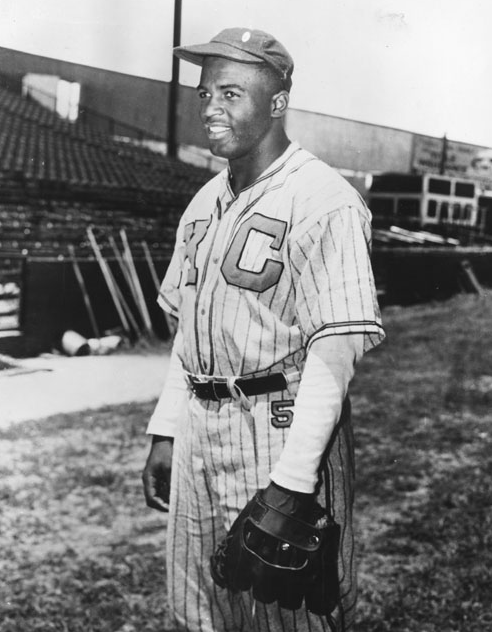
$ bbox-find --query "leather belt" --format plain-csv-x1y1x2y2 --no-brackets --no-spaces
187,372,288,401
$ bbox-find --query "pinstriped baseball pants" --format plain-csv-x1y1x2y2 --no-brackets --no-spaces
166,389,357,632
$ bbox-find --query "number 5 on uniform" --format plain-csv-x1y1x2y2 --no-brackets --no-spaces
271,399,294,428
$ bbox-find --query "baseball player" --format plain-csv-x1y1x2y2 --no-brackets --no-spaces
142,27,385,632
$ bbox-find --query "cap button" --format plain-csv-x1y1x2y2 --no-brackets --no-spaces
241,31,251,42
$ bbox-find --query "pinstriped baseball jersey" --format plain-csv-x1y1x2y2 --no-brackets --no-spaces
159,141,384,377
157,141,384,632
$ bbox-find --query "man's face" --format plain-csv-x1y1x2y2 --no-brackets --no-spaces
197,57,277,161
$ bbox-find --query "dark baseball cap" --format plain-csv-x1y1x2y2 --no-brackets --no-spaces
174,27,294,91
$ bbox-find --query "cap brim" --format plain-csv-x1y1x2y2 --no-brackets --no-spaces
174,42,263,67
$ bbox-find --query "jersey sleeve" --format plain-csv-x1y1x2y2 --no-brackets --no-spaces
146,330,189,438
290,203,385,354
157,220,186,317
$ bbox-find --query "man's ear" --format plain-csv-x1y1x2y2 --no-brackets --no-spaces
271,90,289,118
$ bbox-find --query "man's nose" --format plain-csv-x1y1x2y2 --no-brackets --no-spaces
201,95,224,119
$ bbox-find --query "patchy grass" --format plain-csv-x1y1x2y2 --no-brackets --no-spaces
0,404,171,632
1,293,492,631
352,293,492,632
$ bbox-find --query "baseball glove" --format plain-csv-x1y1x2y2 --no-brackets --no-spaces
210,485,340,615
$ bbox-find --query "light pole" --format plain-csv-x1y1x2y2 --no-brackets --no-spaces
167,0,182,159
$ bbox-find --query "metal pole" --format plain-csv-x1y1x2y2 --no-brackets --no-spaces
439,134,448,175
167,0,182,158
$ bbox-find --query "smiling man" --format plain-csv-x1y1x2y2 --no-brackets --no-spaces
142,28,385,632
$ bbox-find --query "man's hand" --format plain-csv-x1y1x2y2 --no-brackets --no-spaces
142,436,174,512
261,481,314,520
210,481,340,615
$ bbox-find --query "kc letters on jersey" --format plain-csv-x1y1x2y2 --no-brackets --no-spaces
184,212,286,292
159,143,384,377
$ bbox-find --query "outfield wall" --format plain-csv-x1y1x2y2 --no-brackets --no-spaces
14,257,170,357
3,46,488,181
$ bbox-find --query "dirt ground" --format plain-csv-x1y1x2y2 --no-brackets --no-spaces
1,294,491,631
0,344,170,426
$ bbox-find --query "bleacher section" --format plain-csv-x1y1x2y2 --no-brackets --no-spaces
0,85,212,194
0,81,214,353
0,200,180,260
0,81,215,262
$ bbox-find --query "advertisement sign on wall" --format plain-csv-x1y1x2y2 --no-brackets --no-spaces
412,135,492,189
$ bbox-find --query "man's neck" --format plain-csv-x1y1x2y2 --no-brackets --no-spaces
228,134,290,194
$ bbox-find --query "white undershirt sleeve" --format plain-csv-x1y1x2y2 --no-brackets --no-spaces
270,333,364,493
146,329,189,438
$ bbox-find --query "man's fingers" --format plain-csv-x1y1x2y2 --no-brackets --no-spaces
147,494,170,513
142,471,170,512
143,483,170,512
155,477,170,503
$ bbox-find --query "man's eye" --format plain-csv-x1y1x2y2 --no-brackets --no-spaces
198,91,210,99
224,91,239,99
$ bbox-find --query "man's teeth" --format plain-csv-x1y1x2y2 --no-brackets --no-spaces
209,126,229,133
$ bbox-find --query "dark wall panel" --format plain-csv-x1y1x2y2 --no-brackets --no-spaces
20,257,170,356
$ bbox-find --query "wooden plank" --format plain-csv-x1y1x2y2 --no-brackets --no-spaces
68,244,100,338
142,240,175,339
120,229,154,337
459,259,483,294
86,227,132,337
142,240,160,292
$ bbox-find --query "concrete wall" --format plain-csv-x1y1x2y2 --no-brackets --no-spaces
285,108,414,174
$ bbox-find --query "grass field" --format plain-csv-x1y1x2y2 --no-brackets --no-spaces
1,293,491,631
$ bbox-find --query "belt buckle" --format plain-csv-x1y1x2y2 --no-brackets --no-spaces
187,374,206,396
187,374,224,401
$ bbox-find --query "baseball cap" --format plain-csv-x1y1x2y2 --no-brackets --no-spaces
174,27,294,91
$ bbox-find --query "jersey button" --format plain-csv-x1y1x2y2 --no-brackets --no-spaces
212,257,219,264
201,308,206,315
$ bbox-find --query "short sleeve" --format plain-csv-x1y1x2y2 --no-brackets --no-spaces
291,204,385,354
157,222,185,317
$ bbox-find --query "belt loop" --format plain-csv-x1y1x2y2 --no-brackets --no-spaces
227,377,252,411
283,367,300,385
211,381,221,402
